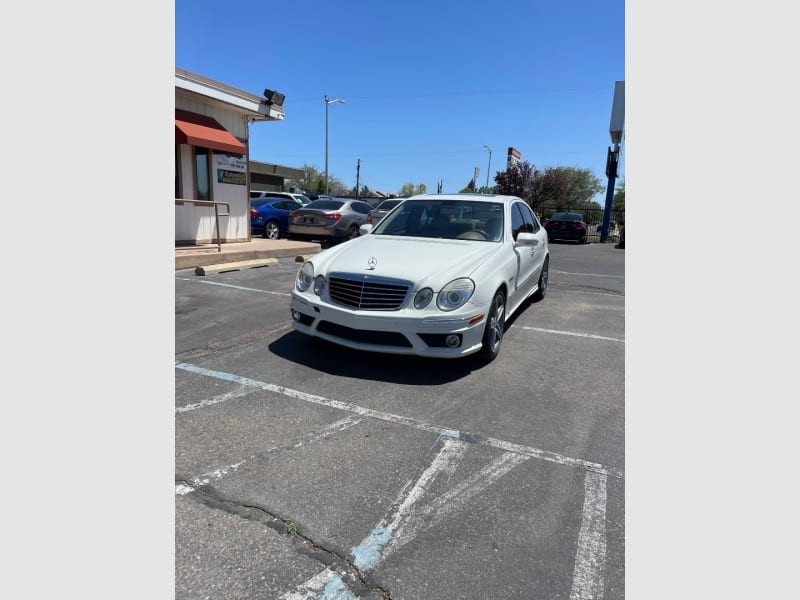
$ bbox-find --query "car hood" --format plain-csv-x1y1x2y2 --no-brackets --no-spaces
312,235,501,289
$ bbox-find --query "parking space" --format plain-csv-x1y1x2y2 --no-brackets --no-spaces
175,242,624,599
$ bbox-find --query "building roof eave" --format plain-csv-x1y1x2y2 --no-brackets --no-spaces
176,67,284,121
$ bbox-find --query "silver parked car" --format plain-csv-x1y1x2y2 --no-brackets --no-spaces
288,199,374,242
365,198,404,225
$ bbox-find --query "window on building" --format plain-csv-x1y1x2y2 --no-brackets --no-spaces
195,148,211,201
175,147,182,199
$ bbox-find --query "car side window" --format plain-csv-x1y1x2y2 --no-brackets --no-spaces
510,204,525,241
516,202,538,233
353,202,372,214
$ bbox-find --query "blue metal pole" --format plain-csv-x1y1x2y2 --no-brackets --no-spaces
600,144,619,243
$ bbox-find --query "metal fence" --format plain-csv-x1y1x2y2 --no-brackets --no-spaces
538,206,624,228
538,206,624,241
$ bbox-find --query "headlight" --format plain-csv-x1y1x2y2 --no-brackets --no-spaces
313,275,326,296
296,262,314,292
437,278,475,311
414,287,433,309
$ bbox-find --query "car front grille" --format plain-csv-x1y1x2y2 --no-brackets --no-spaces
328,273,411,310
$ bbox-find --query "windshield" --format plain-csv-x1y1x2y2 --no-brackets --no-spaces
550,213,583,221
306,200,344,210
376,199,402,211
372,199,504,242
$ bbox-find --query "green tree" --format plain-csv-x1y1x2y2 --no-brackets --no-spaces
613,177,625,212
555,167,604,206
494,161,568,211
286,164,347,195
459,178,476,193
528,167,569,210
286,164,323,194
494,161,533,198
399,182,427,197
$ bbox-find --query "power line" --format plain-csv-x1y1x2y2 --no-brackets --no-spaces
286,86,608,104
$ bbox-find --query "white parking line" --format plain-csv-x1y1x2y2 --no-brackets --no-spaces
382,450,528,559
352,437,469,571
176,384,257,413
520,326,624,343
176,364,618,598
176,277,292,297
283,439,527,599
175,416,363,495
279,568,343,600
175,362,622,479
570,471,608,600
551,270,624,278
547,288,624,298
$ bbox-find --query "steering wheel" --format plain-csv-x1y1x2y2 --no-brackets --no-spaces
456,230,489,240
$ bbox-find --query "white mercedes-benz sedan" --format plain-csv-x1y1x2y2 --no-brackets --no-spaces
289,193,549,362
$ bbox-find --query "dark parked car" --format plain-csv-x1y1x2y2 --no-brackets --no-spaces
544,212,588,244
250,197,303,239
288,199,374,242
365,198,404,225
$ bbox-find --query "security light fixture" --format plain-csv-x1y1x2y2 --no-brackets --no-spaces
263,89,285,107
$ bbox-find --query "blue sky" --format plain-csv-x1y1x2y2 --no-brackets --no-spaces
176,0,624,199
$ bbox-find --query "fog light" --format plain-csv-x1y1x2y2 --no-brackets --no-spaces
291,310,301,321
445,334,461,348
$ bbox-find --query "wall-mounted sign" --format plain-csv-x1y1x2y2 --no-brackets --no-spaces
217,169,246,185
215,152,246,185
216,153,246,170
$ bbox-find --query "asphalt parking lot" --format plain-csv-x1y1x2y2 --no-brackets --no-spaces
175,240,625,599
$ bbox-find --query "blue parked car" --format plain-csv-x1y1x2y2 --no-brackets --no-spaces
250,197,303,239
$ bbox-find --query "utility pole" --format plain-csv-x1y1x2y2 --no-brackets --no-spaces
355,158,360,199
483,145,492,191
324,95,345,195
601,81,624,243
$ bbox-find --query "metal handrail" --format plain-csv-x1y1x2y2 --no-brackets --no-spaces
175,199,230,252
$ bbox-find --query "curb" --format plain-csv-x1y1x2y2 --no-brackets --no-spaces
176,243,321,270
195,258,279,276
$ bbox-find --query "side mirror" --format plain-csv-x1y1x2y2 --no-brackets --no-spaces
515,232,539,246
359,223,374,235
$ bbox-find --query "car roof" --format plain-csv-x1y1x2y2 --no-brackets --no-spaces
406,193,521,202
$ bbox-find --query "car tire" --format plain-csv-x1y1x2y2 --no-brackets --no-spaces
347,224,359,239
478,289,506,363
531,256,549,302
265,221,280,240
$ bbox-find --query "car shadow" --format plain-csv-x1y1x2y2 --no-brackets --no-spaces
268,331,489,385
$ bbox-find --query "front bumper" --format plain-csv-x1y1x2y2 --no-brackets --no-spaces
289,291,488,358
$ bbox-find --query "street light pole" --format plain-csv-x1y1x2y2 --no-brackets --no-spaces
483,145,492,191
324,95,345,195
